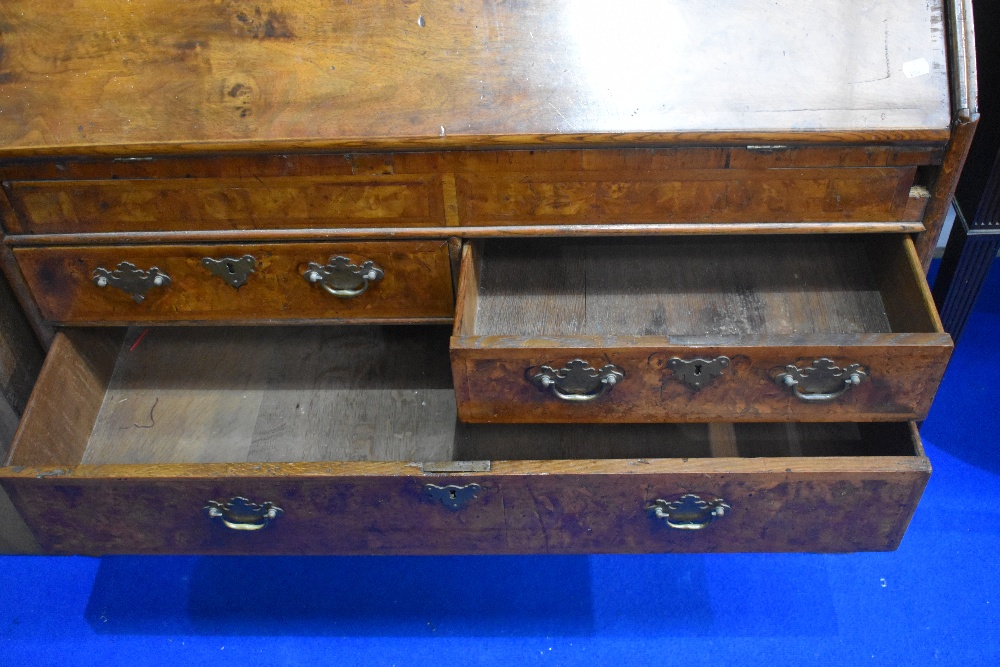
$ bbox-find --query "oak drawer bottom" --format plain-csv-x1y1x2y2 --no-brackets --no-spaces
1,326,928,555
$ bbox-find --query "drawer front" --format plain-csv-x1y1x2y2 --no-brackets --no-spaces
3,175,446,234
15,241,454,324
0,147,937,236
452,235,951,422
455,167,922,226
451,339,952,423
0,453,928,555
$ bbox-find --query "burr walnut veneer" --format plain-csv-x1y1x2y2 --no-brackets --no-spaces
0,0,978,554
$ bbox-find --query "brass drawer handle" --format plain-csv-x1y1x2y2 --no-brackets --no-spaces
530,359,624,402
92,261,171,303
647,494,730,530
304,256,384,298
204,496,283,531
774,358,867,402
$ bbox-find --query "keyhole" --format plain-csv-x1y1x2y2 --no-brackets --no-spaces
226,262,236,274
694,363,703,376
449,489,457,499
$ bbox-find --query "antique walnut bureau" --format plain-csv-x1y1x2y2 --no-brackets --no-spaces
0,0,978,554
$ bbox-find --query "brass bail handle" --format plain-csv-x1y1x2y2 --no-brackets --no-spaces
92,262,171,303
304,256,384,298
774,358,867,402
529,359,624,402
647,494,730,530
204,496,283,531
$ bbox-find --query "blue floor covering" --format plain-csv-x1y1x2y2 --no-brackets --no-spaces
1,261,998,666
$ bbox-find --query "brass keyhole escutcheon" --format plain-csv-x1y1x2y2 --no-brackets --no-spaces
201,255,257,289
663,356,730,391
424,483,482,510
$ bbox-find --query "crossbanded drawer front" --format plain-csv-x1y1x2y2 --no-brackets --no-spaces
451,235,951,423
2,175,446,234
451,340,951,423
455,167,923,226
0,146,938,236
0,327,928,555
1,452,927,555
14,240,454,324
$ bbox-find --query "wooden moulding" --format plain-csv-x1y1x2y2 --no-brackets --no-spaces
2,222,929,247
916,0,980,267
0,326,929,554
917,118,979,267
0,147,946,183
451,236,952,423
14,240,455,324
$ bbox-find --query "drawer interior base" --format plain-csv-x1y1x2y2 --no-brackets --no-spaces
467,235,938,337
8,326,919,468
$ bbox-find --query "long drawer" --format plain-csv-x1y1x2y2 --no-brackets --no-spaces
0,147,936,236
0,326,928,555
451,235,951,422
13,240,454,324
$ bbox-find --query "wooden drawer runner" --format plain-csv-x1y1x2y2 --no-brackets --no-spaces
0,326,928,555
451,235,951,422
14,240,454,324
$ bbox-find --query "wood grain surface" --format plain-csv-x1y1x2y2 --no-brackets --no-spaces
5,176,446,235
0,323,929,554
451,236,951,422
0,457,929,554
15,240,454,324
0,0,951,156
917,117,980,266
470,236,898,337
455,167,921,226
0,148,935,236
452,338,951,423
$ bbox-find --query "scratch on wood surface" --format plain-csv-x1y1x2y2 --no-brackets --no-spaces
547,102,568,127
122,397,159,429
524,484,551,550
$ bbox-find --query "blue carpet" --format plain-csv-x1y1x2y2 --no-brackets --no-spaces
1,261,998,666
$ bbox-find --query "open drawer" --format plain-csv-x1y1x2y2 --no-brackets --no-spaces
1,325,928,554
451,235,952,423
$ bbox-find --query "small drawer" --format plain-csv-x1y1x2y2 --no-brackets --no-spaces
455,166,923,226
451,235,951,423
14,240,454,324
1,326,927,555
2,175,446,235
